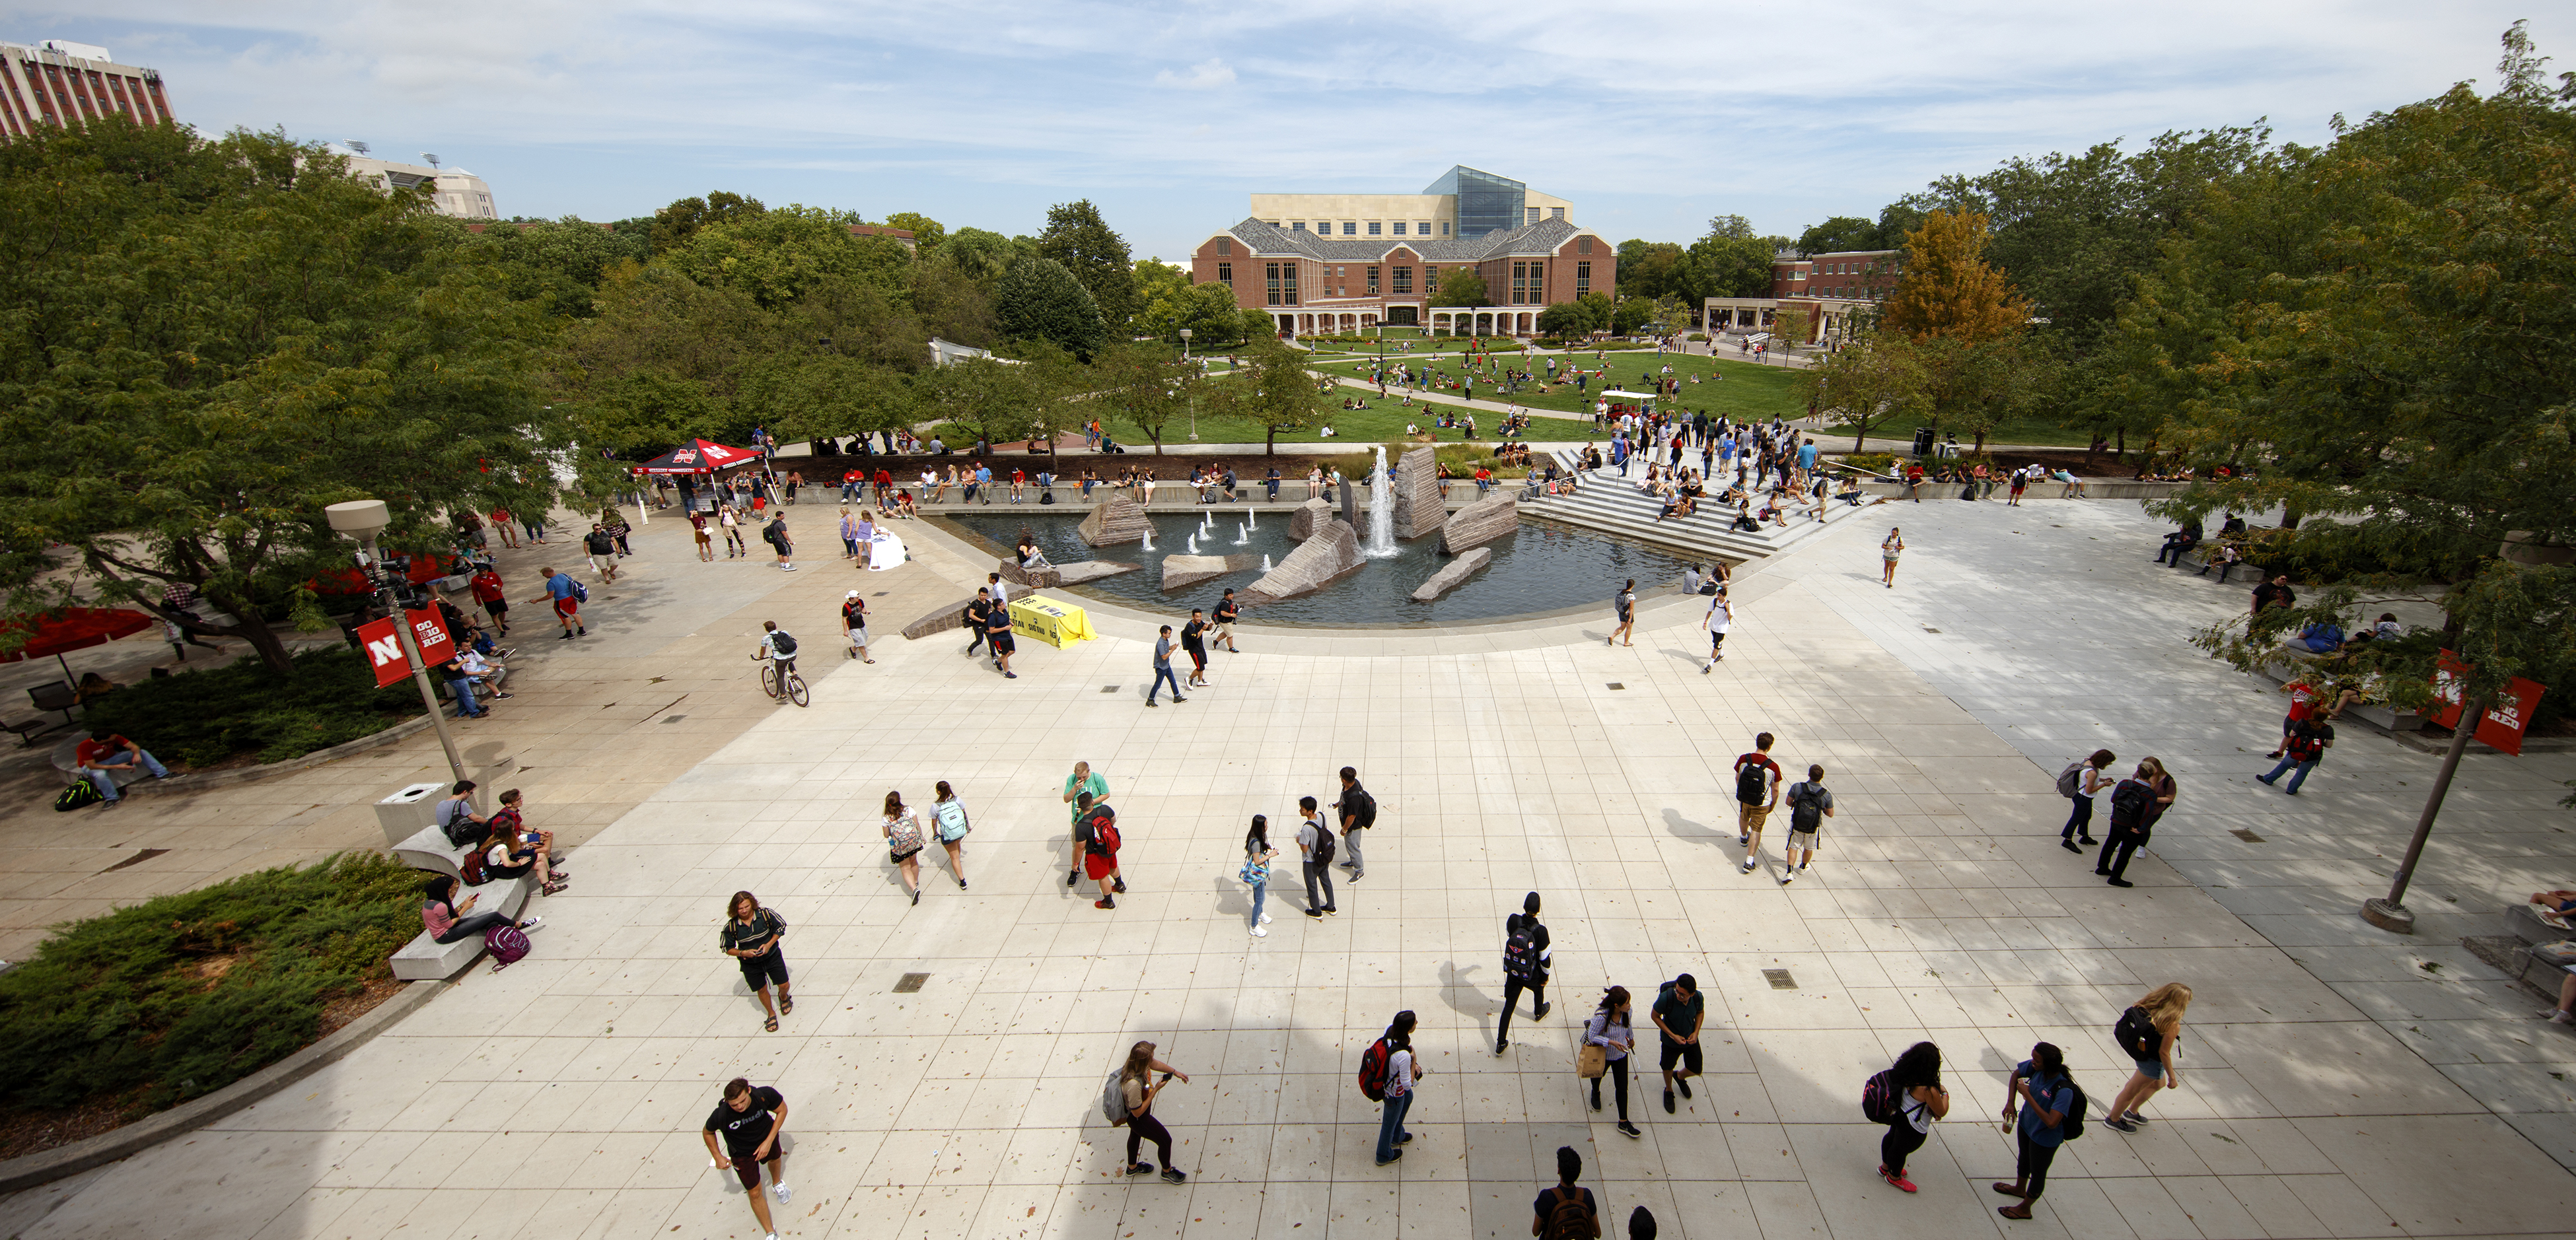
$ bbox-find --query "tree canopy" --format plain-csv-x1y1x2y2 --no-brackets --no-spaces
1035,200,1139,331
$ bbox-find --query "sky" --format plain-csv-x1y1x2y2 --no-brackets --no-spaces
11,3,2559,259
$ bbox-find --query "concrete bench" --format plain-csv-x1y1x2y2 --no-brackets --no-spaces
389,876,532,981
391,824,477,881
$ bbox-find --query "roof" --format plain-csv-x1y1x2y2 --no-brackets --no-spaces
1215,215,1591,263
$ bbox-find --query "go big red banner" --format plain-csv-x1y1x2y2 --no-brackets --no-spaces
2431,651,2548,756
356,609,458,688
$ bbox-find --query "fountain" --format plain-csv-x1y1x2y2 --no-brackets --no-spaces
1233,522,1250,546
1246,508,1257,530
1141,528,1155,551
1364,446,1398,558
1262,554,1274,572
1186,532,1199,554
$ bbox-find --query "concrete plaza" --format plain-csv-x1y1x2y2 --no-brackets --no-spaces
4,492,2575,1239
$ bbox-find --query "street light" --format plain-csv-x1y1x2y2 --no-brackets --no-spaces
1180,329,1198,441
325,499,470,794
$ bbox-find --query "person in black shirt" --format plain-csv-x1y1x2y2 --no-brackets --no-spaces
1533,1145,1599,1238
722,891,791,1032
964,588,993,658
1334,765,1375,880
1497,892,1552,1054
701,1078,791,1237
1213,591,1241,654
1181,609,1210,688
986,598,1017,679
1651,974,1705,1114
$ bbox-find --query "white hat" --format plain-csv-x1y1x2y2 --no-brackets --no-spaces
846,590,861,599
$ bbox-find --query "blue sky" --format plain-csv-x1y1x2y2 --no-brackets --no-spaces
16,3,2558,259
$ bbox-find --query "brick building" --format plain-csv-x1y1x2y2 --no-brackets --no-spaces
0,40,172,138
1704,247,1906,345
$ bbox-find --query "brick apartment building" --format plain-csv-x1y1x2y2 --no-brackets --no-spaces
0,40,172,138
1705,247,1905,344
1192,165,1615,337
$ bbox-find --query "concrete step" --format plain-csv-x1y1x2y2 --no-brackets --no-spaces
1521,450,1877,561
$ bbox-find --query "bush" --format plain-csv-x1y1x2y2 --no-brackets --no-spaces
1840,452,1902,474
82,648,424,768
0,852,421,1115
1324,441,1531,479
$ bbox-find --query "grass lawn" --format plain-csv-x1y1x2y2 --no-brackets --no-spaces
1308,349,1809,423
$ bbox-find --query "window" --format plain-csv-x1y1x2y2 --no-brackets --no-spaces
1266,262,1285,305
1509,261,1526,304
1440,221,1450,236
1367,265,1380,294
1577,236,1592,255
1420,220,1432,234
1392,222,1407,235
1342,222,1357,236
1392,265,1412,294
1269,221,1282,227
1283,263,1299,304
1291,222,1306,231
1217,262,1233,287
1368,221,1382,236
1576,261,1590,294
1215,238,1232,256
1551,207,1566,220
1424,265,1438,290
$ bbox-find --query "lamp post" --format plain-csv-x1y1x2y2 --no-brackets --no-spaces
325,499,470,793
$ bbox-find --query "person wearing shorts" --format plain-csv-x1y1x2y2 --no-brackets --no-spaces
528,567,583,639
1213,590,1240,652
841,591,874,664
690,509,714,561
469,566,510,635
1072,791,1122,909
1700,588,1730,673
985,597,1017,679
1781,765,1835,881
722,891,791,1032
1734,732,1781,874
1651,973,1705,1115
701,1078,791,1239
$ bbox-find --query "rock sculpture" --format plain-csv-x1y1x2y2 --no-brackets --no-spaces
1077,497,1153,546
1409,547,1491,601
1391,446,1447,540
1439,495,1520,555
1241,519,1364,603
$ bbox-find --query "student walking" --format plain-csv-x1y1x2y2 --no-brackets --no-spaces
1296,796,1338,917
1651,974,1705,1114
1584,986,1643,1138
1735,732,1783,874
2057,749,2116,850
2103,983,2190,1132
1608,579,1636,646
1147,625,1186,706
985,596,1017,679
528,567,585,639
722,892,791,1032
1880,528,1904,588
883,791,926,905
1334,765,1377,881
1242,815,1278,936
1111,1041,1192,1182
931,780,971,889
1534,1147,1602,1240
841,591,875,663
1373,1010,1424,1165
964,589,994,659
1213,590,1242,652
1181,609,1211,687
1995,1041,2077,1220
2093,765,2159,887
1874,1041,1950,1192
1700,588,1731,673
1497,892,1553,1053
762,513,796,572
701,1078,791,1240
1071,790,1124,909
2258,717,2332,794
1779,766,1833,882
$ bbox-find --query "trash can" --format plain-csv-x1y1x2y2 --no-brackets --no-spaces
1912,427,1936,457
375,781,449,848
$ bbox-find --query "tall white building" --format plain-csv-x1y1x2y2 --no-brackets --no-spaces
335,150,499,220
0,40,174,137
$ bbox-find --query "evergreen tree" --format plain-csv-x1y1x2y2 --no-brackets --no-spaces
1034,200,1140,332
995,256,1106,359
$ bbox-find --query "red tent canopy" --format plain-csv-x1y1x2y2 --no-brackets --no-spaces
631,439,760,475
0,607,155,662
310,552,458,598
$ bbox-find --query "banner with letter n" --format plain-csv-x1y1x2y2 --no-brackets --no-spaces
356,609,458,687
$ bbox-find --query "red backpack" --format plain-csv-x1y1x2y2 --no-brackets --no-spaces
1357,1037,1392,1101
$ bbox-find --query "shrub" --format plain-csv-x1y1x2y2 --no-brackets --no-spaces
81,647,424,768
0,852,421,1115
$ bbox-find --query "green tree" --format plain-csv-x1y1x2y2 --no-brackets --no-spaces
940,226,1025,283
913,355,1043,452
1431,266,1491,307
1212,339,1327,455
908,260,1000,349
1801,335,1931,450
995,256,1107,359
651,190,764,254
664,206,913,311
1034,200,1140,331
461,216,651,318
0,120,563,673
1797,215,1877,255
1094,342,1197,454
1536,302,1587,337
882,211,947,252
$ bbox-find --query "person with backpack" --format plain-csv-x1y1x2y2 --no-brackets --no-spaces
1072,790,1124,909
2057,749,2116,852
1533,1146,1601,1239
1242,815,1278,937
722,891,791,1032
883,790,927,906
1871,1041,1949,1192
528,566,585,639
1608,578,1636,646
1108,1040,1190,1183
1734,732,1782,874
1371,1010,1425,1165
931,780,971,889
1584,986,1643,1138
1995,1041,2078,1220
2093,763,2159,887
1496,892,1552,1054
1779,765,1834,883
701,1078,792,1240
841,591,875,664
1181,608,1211,689
985,594,1017,679
1650,975,1704,1114
419,874,540,949
434,780,485,847
1061,761,1107,881
2102,983,2190,1132
759,512,793,571
1334,766,1377,881
2258,716,2332,795
1296,795,1338,917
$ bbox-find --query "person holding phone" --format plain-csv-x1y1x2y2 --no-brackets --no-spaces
1115,1041,1191,1183
419,874,539,944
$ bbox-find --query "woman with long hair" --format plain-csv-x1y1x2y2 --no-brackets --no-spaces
722,891,791,1031
1242,815,1277,937
1995,1041,2073,1220
1881,528,1905,588
1878,1040,1950,1192
1374,1010,1423,1165
1116,1040,1192,1183
882,790,925,905
2104,982,2191,1132
1585,986,1642,1138
931,780,971,889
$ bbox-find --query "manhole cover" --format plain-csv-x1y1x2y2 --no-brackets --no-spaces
2231,829,2266,843
893,973,929,993
1762,969,1796,990
1101,685,1122,693
1607,682,1626,691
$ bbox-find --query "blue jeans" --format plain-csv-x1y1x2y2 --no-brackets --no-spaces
2260,756,2316,793
1148,666,1182,703
81,749,166,800
1375,1091,1413,1161
449,676,484,717
1249,879,1266,926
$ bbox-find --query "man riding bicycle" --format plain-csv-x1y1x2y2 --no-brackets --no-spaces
754,621,799,695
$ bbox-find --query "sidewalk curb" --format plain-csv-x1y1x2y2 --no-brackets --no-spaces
83,716,437,800
0,979,443,1194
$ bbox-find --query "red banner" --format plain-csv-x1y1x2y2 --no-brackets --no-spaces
355,609,457,688
2430,652,2547,756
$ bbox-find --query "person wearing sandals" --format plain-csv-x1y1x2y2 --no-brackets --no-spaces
1994,1041,2075,1220
1584,986,1643,1138
884,791,926,905
931,781,972,889
1115,1040,1192,1183
487,788,564,892
1877,1041,1949,1192
2103,982,2190,1132
723,891,792,1033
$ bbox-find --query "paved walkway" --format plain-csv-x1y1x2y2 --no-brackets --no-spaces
5,499,2576,1239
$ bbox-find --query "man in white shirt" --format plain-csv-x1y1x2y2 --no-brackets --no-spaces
1701,589,1732,673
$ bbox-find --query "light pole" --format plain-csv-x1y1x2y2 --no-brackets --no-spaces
1180,330,1199,442
326,499,470,792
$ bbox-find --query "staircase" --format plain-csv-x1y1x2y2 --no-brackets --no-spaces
1519,450,1882,563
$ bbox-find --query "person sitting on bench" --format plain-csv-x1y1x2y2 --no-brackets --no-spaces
2157,520,2203,565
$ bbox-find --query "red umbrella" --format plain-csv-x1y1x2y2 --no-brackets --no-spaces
0,607,157,681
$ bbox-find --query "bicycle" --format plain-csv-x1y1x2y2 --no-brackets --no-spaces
757,654,809,707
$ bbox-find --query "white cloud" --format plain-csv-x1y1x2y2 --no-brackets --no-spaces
1153,57,1234,90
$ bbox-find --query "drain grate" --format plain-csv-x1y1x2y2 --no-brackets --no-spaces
1606,682,1626,691
893,973,929,993
1101,685,1122,693
96,848,167,876
1762,968,1796,990
2231,828,2267,843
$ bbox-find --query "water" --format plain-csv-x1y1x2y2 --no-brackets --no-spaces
943,511,1694,627
1186,532,1199,554
1364,446,1396,558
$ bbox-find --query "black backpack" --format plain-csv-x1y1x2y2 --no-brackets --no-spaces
1540,1186,1594,1240
1309,822,1336,867
1345,786,1377,829
2114,1006,2160,1060
1504,919,1540,981
1736,760,1770,806
769,631,798,656
1787,783,1824,833
2108,778,2153,829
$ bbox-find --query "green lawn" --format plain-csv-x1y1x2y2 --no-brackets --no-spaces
1308,349,1808,423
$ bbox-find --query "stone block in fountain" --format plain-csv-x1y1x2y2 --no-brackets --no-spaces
1392,446,1447,540
1288,498,1333,541
1410,547,1491,601
1439,495,1520,554
1160,553,1262,591
1077,497,1153,546
1240,519,1365,603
